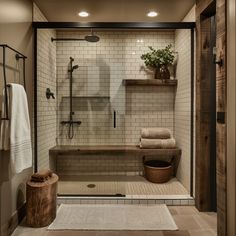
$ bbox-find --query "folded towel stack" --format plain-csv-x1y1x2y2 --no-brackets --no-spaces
31,170,53,182
140,128,176,149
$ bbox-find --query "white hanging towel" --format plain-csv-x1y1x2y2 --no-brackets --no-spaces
0,84,32,173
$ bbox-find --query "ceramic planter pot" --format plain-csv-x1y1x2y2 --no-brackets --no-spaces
155,65,171,81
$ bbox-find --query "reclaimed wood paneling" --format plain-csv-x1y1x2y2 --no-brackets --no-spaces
196,0,227,235
195,8,213,211
216,0,227,234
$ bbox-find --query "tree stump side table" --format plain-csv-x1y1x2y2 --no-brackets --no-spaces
26,173,58,227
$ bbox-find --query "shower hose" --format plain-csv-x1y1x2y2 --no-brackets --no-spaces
68,122,74,139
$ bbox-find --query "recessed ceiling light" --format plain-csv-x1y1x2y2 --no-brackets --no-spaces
147,11,158,17
78,11,89,17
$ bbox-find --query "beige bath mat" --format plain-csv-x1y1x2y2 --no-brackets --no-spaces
48,204,178,231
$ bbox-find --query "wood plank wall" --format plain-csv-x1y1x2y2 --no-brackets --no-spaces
216,0,227,235
196,0,227,235
196,0,215,211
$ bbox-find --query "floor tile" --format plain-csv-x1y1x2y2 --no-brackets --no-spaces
172,215,201,230
96,231,164,236
168,207,178,215
46,231,97,236
11,227,46,236
193,213,217,229
189,229,217,236
58,176,189,196
11,206,217,236
163,230,190,236
96,230,163,236
174,206,199,215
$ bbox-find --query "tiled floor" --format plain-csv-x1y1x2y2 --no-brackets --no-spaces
12,206,217,236
58,175,189,197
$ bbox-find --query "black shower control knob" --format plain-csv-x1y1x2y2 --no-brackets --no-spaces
46,88,55,99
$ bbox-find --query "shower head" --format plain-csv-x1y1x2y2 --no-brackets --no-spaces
85,30,100,43
51,29,100,43
69,64,79,72
72,65,79,70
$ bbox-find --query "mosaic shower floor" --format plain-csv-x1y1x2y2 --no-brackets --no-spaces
58,175,189,199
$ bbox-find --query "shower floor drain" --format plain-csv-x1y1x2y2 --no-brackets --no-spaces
87,184,96,188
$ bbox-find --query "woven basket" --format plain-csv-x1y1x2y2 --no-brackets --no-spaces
144,160,172,183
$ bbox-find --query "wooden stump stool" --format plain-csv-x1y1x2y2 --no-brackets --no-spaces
26,173,58,227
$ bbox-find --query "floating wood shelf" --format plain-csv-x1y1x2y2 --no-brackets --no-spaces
49,145,181,156
62,96,110,99
49,145,181,176
123,79,177,86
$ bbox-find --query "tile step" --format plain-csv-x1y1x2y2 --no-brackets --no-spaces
57,196,195,206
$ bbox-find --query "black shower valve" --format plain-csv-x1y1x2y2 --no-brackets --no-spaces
46,88,55,99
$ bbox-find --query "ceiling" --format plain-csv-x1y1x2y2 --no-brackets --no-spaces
34,0,195,22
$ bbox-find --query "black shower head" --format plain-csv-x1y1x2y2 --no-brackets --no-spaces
85,30,100,43
72,65,79,70
68,64,79,72
51,29,100,43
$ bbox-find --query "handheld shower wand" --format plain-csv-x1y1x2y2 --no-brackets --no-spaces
61,57,81,139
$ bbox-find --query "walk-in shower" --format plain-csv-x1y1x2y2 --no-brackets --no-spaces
60,57,81,139
34,22,195,202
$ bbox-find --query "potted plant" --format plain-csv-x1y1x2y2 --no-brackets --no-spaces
141,44,175,81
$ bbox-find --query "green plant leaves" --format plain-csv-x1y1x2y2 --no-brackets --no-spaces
141,44,175,68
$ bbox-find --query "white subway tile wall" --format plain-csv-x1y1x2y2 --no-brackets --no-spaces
34,3,58,170
34,4,57,170
56,154,143,176
174,5,195,192
56,30,175,146
37,29,57,170
35,22,193,191
56,153,172,176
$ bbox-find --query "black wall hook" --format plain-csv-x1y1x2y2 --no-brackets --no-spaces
46,88,55,99
214,58,223,67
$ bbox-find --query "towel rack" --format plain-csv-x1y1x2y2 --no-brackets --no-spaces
0,44,27,121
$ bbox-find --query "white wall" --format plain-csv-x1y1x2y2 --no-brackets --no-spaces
174,5,195,192
0,1,33,235
56,30,175,146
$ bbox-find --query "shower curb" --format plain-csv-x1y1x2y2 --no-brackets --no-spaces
57,196,195,206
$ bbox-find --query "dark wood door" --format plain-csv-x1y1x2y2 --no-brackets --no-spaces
196,11,217,212
196,0,227,234
216,0,227,234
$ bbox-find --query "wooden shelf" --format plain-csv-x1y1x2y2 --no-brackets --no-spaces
49,145,181,176
123,79,177,86
62,96,110,99
49,145,181,156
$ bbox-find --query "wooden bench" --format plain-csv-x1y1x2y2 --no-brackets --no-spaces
49,145,181,176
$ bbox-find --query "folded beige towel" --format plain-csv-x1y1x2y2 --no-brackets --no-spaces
31,169,53,182
141,128,172,139
140,138,176,149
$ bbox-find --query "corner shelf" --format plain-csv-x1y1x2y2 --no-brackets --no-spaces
123,79,177,86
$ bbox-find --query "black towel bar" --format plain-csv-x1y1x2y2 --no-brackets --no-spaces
0,44,27,120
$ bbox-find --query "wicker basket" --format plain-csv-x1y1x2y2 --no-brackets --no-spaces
144,160,172,183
